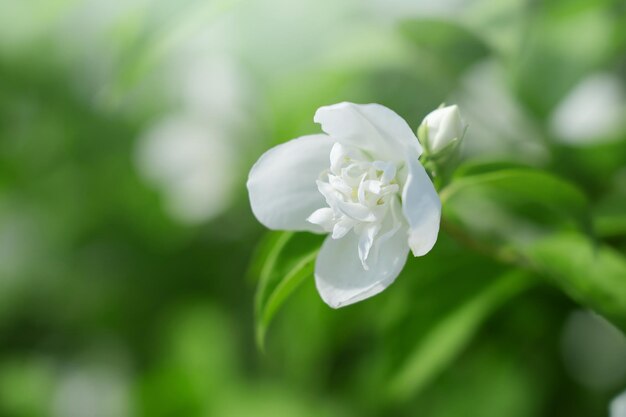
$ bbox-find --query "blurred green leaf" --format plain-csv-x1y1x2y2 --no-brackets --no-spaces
442,166,626,331
139,305,239,416
512,4,617,118
523,232,626,332
247,231,293,283
414,335,550,417
453,160,531,178
253,232,324,349
442,167,591,251
593,193,626,238
388,270,533,401
0,358,55,417
443,167,589,220
398,19,490,77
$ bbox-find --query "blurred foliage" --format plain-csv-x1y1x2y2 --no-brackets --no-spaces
1,0,626,416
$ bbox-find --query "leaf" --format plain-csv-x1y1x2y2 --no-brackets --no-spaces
593,192,626,238
441,168,591,249
453,160,531,178
398,19,490,77
442,166,626,331
442,167,589,220
387,270,533,401
247,231,293,284
252,231,324,349
512,4,616,117
522,232,626,332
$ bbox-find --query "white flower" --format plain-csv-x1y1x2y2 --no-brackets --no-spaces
247,102,441,308
418,104,467,156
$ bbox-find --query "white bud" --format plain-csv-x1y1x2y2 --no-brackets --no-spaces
418,104,467,156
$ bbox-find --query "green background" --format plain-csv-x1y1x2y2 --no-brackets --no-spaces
1,0,626,416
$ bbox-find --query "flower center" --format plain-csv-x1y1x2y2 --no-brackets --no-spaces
307,143,402,269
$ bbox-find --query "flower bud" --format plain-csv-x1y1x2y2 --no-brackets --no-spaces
418,104,467,157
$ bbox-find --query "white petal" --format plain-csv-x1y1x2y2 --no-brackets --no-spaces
314,102,422,162
335,201,376,222
316,181,375,222
358,223,381,269
372,160,396,184
315,218,409,308
247,134,334,232
306,208,335,231
328,175,352,195
316,179,339,204
332,217,355,239
402,156,441,256
330,142,358,174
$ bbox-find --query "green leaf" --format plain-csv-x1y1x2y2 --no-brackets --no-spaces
398,19,490,77
593,192,626,238
441,168,591,250
247,231,293,284
252,231,324,349
453,160,531,179
388,270,533,401
442,166,626,331
522,232,626,332
512,4,616,118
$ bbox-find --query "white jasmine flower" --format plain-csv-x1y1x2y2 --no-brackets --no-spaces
418,104,467,156
247,102,441,308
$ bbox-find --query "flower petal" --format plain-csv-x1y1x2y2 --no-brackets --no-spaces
315,216,410,308
314,102,422,162
357,223,381,269
402,157,441,256
247,134,334,232
332,217,355,239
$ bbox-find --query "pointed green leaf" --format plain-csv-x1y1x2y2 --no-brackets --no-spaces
251,232,324,349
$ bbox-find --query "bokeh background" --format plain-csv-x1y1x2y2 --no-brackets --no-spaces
1,0,626,416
